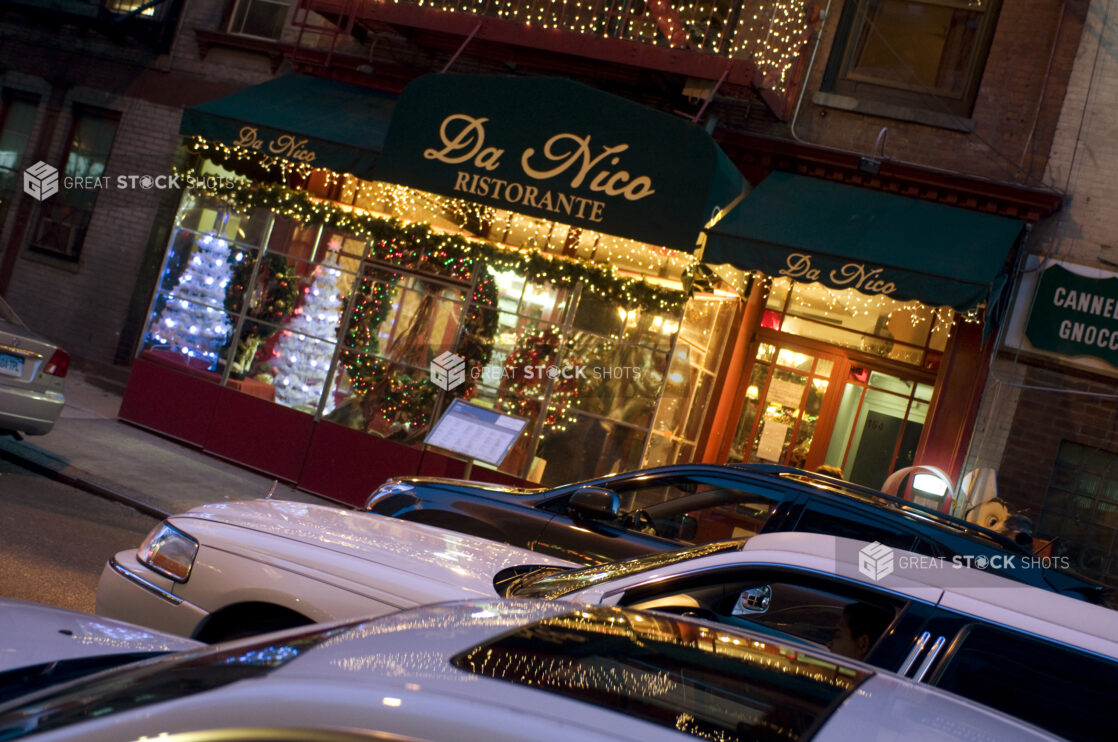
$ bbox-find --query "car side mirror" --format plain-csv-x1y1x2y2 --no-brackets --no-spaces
732,585,772,616
568,486,621,521
677,515,698,541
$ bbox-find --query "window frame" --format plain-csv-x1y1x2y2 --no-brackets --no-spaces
0,90,40,194
818,0,1004,122
225,0,293,40
612,564,916,654
28,104,120,263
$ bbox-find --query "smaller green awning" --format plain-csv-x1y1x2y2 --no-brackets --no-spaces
180,74,396,179
703,171,1026,311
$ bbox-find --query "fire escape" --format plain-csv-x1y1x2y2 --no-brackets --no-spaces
284,0,819,120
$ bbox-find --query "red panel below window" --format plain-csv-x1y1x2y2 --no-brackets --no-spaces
298,421,424,507
119,356,220,446
204,388,314,483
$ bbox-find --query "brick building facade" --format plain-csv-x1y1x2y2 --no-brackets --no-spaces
5,0,1112,564
965,0,1118,587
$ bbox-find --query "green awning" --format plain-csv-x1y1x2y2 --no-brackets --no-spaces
703,171,1026,311
376,74,747,253
180,74,396,178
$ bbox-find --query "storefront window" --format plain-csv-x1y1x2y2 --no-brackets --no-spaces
142,146,747,486
765,278,952,367
144,195,269,372
642,294,737,469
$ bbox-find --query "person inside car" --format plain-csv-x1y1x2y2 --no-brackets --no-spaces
828,602,893,660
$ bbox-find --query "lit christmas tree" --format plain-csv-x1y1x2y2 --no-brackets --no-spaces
269,255,348,413
149,233,236,369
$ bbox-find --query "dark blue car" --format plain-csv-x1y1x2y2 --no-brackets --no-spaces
366,463,1110,605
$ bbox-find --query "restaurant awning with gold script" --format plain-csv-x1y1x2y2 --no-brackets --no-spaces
375,74,747,253
703,171,1026,311
180,74,396,178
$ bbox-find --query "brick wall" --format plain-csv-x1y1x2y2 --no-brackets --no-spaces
4,98,182,362
975,0,1118,471
1037,0,1118,266
998,363,1118,512
791,0,1087,186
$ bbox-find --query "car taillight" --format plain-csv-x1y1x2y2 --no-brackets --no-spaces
44,349,70,378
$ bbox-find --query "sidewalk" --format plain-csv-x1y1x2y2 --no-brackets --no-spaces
0,362,340,518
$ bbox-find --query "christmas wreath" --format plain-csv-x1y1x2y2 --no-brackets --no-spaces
498,325,583,434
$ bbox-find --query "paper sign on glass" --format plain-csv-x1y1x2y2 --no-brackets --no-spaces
756,421,789,462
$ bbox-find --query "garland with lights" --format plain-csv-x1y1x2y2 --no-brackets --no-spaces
498,325,583,434
339,273,398,399
178,154,687,315
460,272,499,381
224,251,300,376
187,136,317,185
336,262,499,433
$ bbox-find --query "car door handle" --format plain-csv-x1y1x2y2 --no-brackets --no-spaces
897,631,930,677
912,635,946,682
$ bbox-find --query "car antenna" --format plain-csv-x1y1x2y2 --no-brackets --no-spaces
265,480,278,500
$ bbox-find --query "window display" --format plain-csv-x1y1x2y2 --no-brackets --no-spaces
139,148,739,484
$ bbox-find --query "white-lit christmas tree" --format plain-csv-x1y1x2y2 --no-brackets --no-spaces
149,233,235,369
268,252,347,413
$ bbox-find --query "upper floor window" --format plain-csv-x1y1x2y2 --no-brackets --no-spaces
29,106,119,262
227,0,291,39
818,0,1002,123
103,0,163,18
0,91,39,200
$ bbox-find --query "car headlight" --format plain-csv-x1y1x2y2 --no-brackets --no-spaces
137,522,199,582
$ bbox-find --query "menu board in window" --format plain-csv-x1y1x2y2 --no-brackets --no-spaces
425,399,528,466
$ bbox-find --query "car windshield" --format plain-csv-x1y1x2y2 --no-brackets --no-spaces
453,605,870,742
508,540,745,599
0,653,172,706
0,623,357,740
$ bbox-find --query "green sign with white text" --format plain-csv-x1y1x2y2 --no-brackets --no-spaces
1025,263,1118,367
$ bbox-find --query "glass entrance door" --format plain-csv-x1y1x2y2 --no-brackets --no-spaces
726,343,838,467
821,368,934,489
726,339,935,490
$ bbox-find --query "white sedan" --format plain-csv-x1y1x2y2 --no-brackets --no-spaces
0,295,68,436
0,597,201,703
1,599,1062,742
97,500,1118,742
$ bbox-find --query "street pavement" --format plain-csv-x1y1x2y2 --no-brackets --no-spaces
0,361,340,518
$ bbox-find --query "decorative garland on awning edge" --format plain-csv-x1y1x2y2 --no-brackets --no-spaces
177,147,689,315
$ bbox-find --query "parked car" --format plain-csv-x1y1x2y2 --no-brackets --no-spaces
3,599,1064,742
0,295,69,437
0,597,201,702
366,463,1109,603
98,502,1117,742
